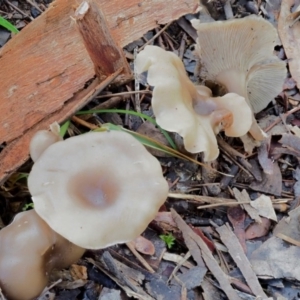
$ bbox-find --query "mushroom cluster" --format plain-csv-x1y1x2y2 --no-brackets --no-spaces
0,127,169,299
191,15,287,141
135,45,252,161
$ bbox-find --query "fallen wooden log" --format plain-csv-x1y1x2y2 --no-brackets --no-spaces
0,0,199,184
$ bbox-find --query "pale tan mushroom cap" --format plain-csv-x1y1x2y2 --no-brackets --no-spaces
30,122,62,162
192,15,287,114
28,131,169,249
135,45,252,161
0,210,84,300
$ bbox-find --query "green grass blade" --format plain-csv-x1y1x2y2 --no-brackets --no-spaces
96,124,232,176
97,123,207,167
76,108,177,149
60,120,71,137
0,17,19,33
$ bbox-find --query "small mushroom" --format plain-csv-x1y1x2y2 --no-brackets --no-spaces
0,210,84,300
191,15,287,140
28,130,169,249
30,122,62,162
135,45,252,161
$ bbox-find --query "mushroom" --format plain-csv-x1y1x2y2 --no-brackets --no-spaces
28,130,169,249
191,15,287,140
135,45,252,161
30,122,62,162
0,210,84,300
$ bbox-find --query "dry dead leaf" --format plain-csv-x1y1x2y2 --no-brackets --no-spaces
259,115,286,135
245,217,271,240
250,195,277,222
154,212,177,227
250,161,282,196
287,125,300,137
250,236,300,281
278,0,300,89
171,209,241,300
132,236,155,256
257,139,274,175
99,288,121,300
227,206,246,253
216,224,267,298
274,205,300,241
232,188,262,223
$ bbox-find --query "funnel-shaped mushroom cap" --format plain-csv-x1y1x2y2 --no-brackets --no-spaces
135,45,252,161
28,131,169,249
191,15,287,114
0,210,84,300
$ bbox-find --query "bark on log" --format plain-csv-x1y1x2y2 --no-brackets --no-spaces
0,0,199,184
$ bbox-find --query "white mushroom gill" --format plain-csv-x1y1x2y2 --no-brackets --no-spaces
192,15,287,141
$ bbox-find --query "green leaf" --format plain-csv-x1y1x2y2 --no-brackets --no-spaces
0,17,19,34
22,203,34,211
76,108,177,149
160,234,176,249
60,120,71,137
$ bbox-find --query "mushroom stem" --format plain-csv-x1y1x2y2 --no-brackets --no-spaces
216,69,267,141
216,69,247,99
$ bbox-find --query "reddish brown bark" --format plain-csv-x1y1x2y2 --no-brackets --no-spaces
0,0,199,184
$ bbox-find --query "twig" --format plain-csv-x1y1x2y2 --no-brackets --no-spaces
264,105,300,132
168,251,191,283
71,116,100,130
223,0,234,19
5,0,33,20
38,279,62,299
197,201,250,209
138,22,172,51
178,33,187,60
168,192,233,204
126,241,155,273
276,232,300,247
26,0,44,13
155,28,166,49
96,90,152,99
134,47,141,112
162,31,176,50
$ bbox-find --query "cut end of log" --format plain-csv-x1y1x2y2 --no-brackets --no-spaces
74,1,90,20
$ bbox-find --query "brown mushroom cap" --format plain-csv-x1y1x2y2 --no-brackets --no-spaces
192,16,286,140
0,210,84,300
135,45,252,161
28,130,169,249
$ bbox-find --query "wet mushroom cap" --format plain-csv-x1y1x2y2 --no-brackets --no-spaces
0,210,84,300
28,131,169,249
